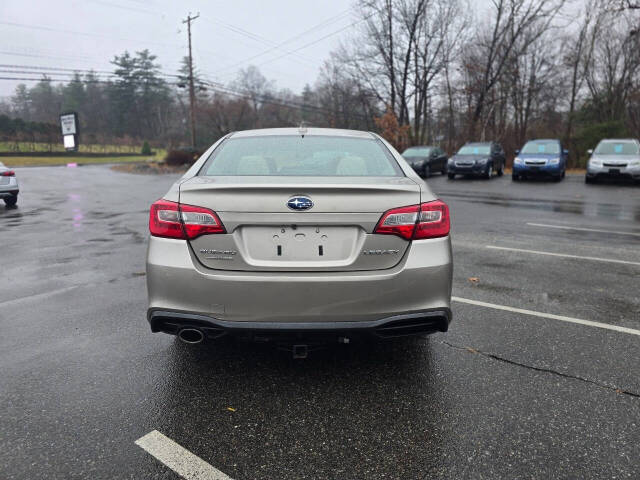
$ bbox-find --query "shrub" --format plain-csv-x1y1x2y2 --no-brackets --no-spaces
141,141,152,155
164,149,196,166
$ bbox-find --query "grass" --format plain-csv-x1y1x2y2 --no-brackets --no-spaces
4,153,163,167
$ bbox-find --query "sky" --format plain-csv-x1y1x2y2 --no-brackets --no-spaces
0,0,358,99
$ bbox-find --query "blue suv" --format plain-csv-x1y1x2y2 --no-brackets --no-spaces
512,139,568,181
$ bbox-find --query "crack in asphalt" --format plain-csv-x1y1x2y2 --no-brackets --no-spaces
441,340,640,399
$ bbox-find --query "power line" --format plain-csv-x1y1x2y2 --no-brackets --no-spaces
0,21,185,49
211,9,354,76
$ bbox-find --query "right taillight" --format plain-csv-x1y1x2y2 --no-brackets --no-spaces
149,199,225,239
374,200,450,240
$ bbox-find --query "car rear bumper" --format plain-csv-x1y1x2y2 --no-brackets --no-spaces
148,308,451,341
146,235,452,334
0,177,19,197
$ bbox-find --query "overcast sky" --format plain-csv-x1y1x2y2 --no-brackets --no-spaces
0,0,363,99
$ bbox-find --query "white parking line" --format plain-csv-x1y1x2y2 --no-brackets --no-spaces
486,245,640,266
136,430,233,480
452,297,640,337
527,222,640,237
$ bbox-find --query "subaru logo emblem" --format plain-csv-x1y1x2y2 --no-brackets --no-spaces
287,196,313,211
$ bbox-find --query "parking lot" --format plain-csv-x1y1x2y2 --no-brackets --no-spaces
1,165,639,479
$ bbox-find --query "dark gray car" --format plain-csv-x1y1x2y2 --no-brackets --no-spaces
447,142,506,179
401,146,448,177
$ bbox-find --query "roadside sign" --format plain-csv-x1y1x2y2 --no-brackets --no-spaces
60,112,79,151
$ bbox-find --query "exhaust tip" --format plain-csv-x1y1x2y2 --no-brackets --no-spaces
178,328,205,344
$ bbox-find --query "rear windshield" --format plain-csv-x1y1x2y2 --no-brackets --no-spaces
403,147,432,158
594,141,639,155
458,145,490,155
199,136,403,177
521,141,560,154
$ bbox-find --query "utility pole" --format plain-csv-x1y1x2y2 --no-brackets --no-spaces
183,12,199,149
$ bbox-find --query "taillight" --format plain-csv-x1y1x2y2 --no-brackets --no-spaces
374,200,450,240
1,170,15,177
149,200,225,239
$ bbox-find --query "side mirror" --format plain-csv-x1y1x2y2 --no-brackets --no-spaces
563,149,569,155
514,149,520,155
587,149,593,155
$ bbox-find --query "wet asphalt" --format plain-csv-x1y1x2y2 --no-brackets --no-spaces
0,166,639,479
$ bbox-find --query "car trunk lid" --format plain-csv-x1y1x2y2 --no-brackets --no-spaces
179,176,422,272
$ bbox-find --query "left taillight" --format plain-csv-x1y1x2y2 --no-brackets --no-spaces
149,199,225,239
374,199,450,240
1,170,15,177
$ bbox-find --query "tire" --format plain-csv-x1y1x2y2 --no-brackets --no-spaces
512,174,519,182
441,164,447,175
422,165,431,178
497,164,504,177
448,172,455,180
585,176,594,184
484,163,493,179
4,194,17,207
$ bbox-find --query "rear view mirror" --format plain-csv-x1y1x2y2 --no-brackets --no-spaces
563,149,569,155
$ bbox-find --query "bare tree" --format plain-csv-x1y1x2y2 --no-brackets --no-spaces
464,0,566,137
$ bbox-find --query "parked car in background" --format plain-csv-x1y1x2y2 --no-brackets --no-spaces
146,128,452,352
585,139,640,184
0,162,19,207
447,142,505,179
401,145,448,177
512,139,567,181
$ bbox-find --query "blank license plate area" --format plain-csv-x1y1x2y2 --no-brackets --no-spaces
239,225,359,263
609,168,620,174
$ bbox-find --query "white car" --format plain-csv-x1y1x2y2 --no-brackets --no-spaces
586,139,640,183
0,162,19,207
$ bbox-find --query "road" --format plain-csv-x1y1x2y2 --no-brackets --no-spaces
1,166,639,479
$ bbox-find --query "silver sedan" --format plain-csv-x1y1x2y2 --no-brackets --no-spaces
146,128,453,352
0,162,19,207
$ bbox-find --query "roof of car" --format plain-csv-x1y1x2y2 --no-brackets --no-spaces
526,138,560,142
229,128,375,139
599,138,639,142
464,142,493,146
405,145,436,149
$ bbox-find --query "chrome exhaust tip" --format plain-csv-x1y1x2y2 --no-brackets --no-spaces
177,328,205,344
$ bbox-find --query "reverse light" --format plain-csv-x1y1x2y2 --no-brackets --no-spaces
149,199,225,239
374,200,450,240
1,170,15,176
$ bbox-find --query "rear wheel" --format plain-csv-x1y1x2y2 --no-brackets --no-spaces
447,172,455,180
4,194,17,207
